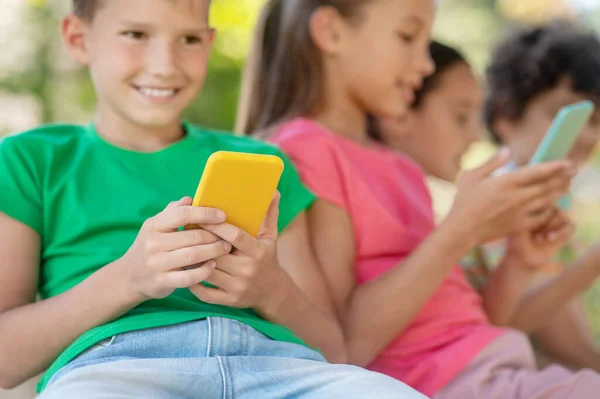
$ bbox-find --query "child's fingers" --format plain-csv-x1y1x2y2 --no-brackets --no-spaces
517,173,572,205
547,211,569,231
551,220,575,242
172,197,193,207
149,206,226,232
200,223,259,258
523,206,556,232
165,261,216,288
204,268,238,292
534,216,574,243
159,229,221,251
522,197,555,219
207,253,244,277
163,197,193,211
258,191,281,241
189,284,231,306
512,161,574,188
538,209,570,233
158,240,232,270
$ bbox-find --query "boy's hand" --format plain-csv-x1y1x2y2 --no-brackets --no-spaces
121,197,232,301
447,148,575,247
506,208,575,269
190,192,285,312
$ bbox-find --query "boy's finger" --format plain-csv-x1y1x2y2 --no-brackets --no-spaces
160,229,221,251
166,260,216,288
158,240,232,270
200,223,259,257
204,268,237,292
258,191,281,241
166,197,193,209
151,206,226,232
189,284,232,306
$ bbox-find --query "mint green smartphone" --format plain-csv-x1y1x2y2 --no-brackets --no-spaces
529,100,595,208
529,100,595,164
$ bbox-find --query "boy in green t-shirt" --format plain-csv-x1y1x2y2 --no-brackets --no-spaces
0,1,422,398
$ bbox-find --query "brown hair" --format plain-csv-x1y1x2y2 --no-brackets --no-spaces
72,0,211,22
235,0,371,137
413,41,468,109
73,0,102,21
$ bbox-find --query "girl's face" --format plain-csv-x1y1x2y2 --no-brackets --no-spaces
380,62,483,182
329,0,437,122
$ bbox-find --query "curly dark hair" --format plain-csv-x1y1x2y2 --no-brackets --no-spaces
484,21,600,143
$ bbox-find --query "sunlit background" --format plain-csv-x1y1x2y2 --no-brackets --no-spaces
1,0,600,397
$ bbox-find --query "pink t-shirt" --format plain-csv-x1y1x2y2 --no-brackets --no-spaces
271,118,505,397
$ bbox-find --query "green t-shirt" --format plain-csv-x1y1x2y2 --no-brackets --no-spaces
0,122,316,392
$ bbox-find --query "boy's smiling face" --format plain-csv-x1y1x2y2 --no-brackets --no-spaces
62,0,214,131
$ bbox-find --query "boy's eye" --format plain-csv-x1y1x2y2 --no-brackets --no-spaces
181,36,203,45
122,31,147,40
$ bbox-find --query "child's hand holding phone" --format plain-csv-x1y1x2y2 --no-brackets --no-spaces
182,151,288,311
118,197,232,301
189,192,287,313
446,148,575,248
505,208,575,269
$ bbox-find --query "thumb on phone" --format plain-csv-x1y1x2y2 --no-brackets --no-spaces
258,191,281,241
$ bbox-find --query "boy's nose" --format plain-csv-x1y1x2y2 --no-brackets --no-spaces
146,41,178,78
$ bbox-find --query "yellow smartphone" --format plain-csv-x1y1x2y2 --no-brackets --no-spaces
186,151,284,237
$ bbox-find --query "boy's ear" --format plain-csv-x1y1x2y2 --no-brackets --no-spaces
61,14,91,65
309,6,345,56
206,28,217,51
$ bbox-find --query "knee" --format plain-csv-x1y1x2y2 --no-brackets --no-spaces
339,366,427,398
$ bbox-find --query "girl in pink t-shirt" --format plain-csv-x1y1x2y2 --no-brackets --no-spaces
236,1,598,397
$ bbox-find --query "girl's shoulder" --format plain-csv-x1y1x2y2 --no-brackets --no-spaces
270,118,361,169
272,118,340,147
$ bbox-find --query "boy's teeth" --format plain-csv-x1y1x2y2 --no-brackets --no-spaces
138,87,176,97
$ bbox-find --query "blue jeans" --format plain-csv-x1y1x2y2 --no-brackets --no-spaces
38,317,427,398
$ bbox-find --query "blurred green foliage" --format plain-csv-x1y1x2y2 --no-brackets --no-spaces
0,0,507,133
2,0,599,132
